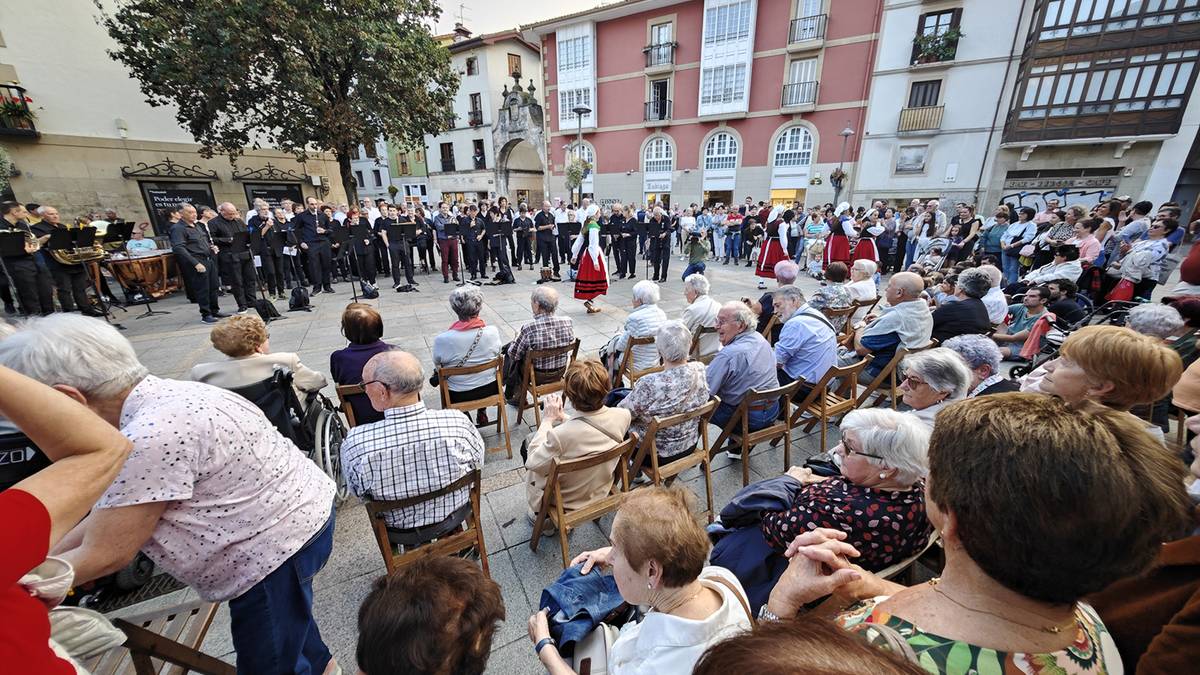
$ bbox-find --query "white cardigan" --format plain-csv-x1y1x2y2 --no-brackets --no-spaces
615,304,667,372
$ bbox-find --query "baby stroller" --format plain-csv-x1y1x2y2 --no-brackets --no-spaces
1008,300,1140,380
913,237,949,272
229,367,350,504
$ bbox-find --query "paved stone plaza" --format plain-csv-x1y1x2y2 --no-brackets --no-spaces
101,258,840,674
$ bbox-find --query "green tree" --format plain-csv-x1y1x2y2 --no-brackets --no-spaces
96,0,458,203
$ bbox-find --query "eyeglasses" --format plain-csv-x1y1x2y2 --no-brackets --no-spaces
362,379,390,391
833,441,887,462
902,373,928,387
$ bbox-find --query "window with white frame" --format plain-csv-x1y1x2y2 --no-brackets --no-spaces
774,127,814,168
700,63,747,105
704,132,738,170
559,88,592,123
643,137,674,173
704,0,753,45
1017,48,1198,118
558,36,591,72
571,142,594,166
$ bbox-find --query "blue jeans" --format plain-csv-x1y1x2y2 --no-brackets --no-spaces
903,240,918,269
711,399,779,439
229,507,335,675
1001,250,1022,286
725,233,742,260
681,261,706,280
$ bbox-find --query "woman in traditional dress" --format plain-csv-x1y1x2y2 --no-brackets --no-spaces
755,205,790,282
572,214,608,314
824,202,854,269
851,216,882,265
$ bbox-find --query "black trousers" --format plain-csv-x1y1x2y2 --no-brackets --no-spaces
305,240,333,289
537,236,560,272
515,234,534,267
332,244,351,279
618,236,638,276
217,251,256,309
351,247,376,284
181,255,220,318
281,254,305,288
258,252,284,296
389,241,415,286
49,261,91,312
557,233,572,264
415,237,437,270
649,239,670,280
489,239,511,281
373,240,390,275
2,257,55,316
463,238,486,278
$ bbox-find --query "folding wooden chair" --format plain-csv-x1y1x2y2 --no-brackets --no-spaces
616,335,660,386
530,436,637,566
688,325,720,365
821,305,858,348
515,338,580,426
760,313,778,345
854,296,881,316
712,380,804,486
363,469,489,577
335,383,366,428
82,600,234,675
438,356,512,458
790,359,871,453
854,341,936,410
629,399,719,521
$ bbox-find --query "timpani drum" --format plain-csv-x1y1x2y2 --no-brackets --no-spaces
105,251,182,298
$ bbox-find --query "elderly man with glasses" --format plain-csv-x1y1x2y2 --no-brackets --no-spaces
341,350,484,549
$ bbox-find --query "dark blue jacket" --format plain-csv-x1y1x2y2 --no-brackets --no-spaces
539,564,625,652
709,475,804,614
294,210,331,244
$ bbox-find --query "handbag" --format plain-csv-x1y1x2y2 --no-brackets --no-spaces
1018,244,1036,257
1105,278,1135,302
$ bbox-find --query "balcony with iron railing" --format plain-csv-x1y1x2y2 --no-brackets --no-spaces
898,105,944,133
788,14,827,49
467,109,483,127
781,81,819,108
644,99,672,125
0,85,38,138
644,43,676,70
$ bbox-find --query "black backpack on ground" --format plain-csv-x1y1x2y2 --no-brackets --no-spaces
288,286,312,312
255,297,282,321
361,281,379,299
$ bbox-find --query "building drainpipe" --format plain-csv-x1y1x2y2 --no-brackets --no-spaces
974,0,1033,206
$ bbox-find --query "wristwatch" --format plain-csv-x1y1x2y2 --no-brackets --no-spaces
535,637,557,655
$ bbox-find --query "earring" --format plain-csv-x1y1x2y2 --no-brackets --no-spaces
646,582,652,590
879,472,887,479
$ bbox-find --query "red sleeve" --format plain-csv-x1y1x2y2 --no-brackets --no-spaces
1181,244,1200,285
0,489,51,586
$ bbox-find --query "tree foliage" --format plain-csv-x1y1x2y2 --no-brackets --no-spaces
96,0,459,201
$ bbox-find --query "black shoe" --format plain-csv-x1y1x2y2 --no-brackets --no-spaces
213,311,231,318
443,277,450,283
323,287,334,293
410,280,420,286
311,287,321,295
470,274,477,281
202,316,219,324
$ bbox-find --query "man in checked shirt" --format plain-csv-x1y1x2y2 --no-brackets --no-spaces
503,286,576,406
340,350,484,549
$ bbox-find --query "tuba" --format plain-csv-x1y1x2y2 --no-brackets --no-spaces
50,224,105,265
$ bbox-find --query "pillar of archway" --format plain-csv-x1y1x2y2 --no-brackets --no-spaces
493,76,546,201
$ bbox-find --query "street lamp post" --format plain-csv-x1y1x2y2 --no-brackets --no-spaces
834,123,855,205
572,105,591,207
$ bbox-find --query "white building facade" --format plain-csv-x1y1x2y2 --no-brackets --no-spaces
350,138,392,202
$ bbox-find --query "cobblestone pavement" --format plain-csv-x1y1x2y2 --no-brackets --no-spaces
101,255,840,673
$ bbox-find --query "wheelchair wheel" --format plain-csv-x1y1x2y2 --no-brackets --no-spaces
317,408,350,505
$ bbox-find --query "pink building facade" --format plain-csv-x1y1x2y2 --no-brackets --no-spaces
523,0,882,209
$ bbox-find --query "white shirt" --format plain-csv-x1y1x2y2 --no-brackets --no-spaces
982,286,1007,324
609,567,752,675
615,304,668,372
682,295,722,357
846,279,877,302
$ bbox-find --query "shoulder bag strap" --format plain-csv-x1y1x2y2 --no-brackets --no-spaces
574,414,624,445
454,329,484,369
709,574,755,626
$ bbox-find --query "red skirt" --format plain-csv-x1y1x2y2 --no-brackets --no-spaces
755,238,788,279
824,234,852,268
574,252,608,301
851,239,878,263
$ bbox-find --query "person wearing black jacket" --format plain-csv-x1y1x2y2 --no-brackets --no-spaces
647,208,672,282
30,205,101,316
349,214,377,285
0,202,54,316
247,205,285,300
618,206,638,279
461,205,487,281
295,197,334,294
930,268,993,343
513,205,535,270
486,206,513,284
170,203,225,323
534,201,560,280
385,205,419,290
209,202,256,312
608,208,627,278
371,201,391,277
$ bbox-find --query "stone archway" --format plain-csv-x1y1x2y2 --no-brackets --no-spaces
493,77,546,204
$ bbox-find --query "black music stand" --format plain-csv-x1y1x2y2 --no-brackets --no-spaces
443,222,476,287
250,229,284,323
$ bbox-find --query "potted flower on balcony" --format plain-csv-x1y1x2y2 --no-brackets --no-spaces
0,93,36,130
912,28,964,65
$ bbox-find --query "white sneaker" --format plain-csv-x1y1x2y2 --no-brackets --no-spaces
724,450,743,461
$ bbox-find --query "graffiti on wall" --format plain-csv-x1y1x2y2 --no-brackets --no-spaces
998,188,1116,212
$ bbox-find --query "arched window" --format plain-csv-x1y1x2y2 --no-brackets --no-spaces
704,132,738,170
571,142,594,166
643,137,674,173
774,126,814,168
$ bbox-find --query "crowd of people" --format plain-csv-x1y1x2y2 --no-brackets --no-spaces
2,189,1199,675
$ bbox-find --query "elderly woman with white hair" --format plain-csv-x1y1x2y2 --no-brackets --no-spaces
433,286,502,420
602,279,667,383
898,347,972,427
1127,303,1186,341
942,333,1021,397
682,273,722,358
618,321,712,466
846,259,878,302
761,408,933,572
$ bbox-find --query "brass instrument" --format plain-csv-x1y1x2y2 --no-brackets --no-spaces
48,225,105,265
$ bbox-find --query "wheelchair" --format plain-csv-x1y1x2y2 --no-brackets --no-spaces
228,368,350,505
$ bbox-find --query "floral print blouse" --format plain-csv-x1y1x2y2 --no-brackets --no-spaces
618,361,710,459
835,598,1121,675
760,476,931,572
808,283,854,332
